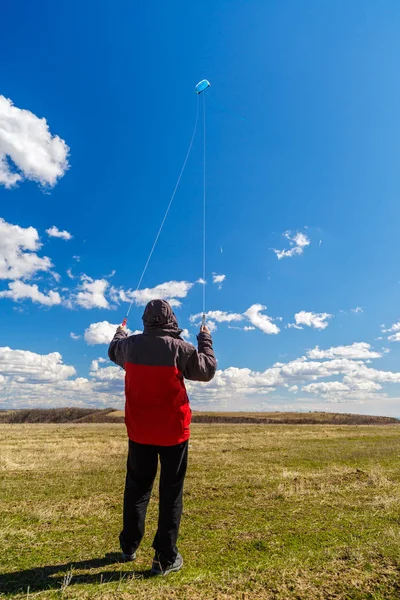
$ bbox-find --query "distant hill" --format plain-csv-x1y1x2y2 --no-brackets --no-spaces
0,407,399,425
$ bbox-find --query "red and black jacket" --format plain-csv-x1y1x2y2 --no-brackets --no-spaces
108,300,216,446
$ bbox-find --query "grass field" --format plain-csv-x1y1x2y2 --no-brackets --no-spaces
1,423,400,599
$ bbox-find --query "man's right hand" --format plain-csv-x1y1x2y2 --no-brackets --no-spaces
200,325,210,334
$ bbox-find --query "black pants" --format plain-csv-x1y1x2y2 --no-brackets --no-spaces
120,439,188,562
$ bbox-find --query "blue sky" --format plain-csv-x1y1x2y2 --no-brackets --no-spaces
2,0,400,415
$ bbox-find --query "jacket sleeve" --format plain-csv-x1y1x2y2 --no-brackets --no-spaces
182,332,217,382
108,329,129,369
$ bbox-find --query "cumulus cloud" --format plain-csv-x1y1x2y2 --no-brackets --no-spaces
307,342,382,360
190,305,280,335
0,281,61,306
190,310,243,324
382,321,400,342
110,280,193,308
2,338,400,411
388,333,400,342
90,358,124,382
273,231,310,260
213,274,226,284
84,321,120,345
46,226,72,240
69,276,110,309
244,304,280,335
0,217,52,280
206,320,218,333
0,95,69,188
212,274,226,289
84,321,141,345
186,348,400,407
302,381,349,394
290,311,332,330
0,346,124,409
0,346,75,383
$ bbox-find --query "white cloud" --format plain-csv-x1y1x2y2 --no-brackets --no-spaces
84,321,141,345
212,274,226,284
302,378,383,400
291,311,332,330
84,321,120,345
66,268,75,279
72,256,80,262
382,321,400,333
46,226,72,240
206,320,218,333
2,336,400,412
0,345,123,409
190,310,243,324
0,281,61,306
212,274,226,289
307,342,382,360
90,358,124,382
0,346,75,383
190,305,279,335
0,95,69,188
342,378,382,392
197,278,206,285
273,230,311,260
111,280,193,308
351,307,364,314
244,304,280,335
186,350,400,408
302,381,349,394
70,276,109,309
181,329,192,341
70,333,81,341
382,321,400,342
0,218,52,280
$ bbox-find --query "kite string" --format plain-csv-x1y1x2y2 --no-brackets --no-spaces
124,96,201,323
202,92,206,326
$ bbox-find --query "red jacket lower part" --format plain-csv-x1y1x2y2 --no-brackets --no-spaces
124,362,192,446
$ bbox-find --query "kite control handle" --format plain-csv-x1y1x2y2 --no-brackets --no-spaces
121,317,127,328
201,314,206,327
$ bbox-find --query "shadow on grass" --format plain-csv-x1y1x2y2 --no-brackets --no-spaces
0,553,154,594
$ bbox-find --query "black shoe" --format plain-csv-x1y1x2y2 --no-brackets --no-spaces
151,552,183,576
121,551,136,562
119,532,136,562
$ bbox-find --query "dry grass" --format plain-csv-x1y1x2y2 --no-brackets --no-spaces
1,423,400,599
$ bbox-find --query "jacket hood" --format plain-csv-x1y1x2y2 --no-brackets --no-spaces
142,299,182,337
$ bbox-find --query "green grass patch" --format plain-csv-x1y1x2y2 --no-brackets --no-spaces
1,423,400,599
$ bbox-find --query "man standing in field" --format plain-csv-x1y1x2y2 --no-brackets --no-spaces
108,299,216,576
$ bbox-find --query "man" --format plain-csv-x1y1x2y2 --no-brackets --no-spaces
108,299,216,576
